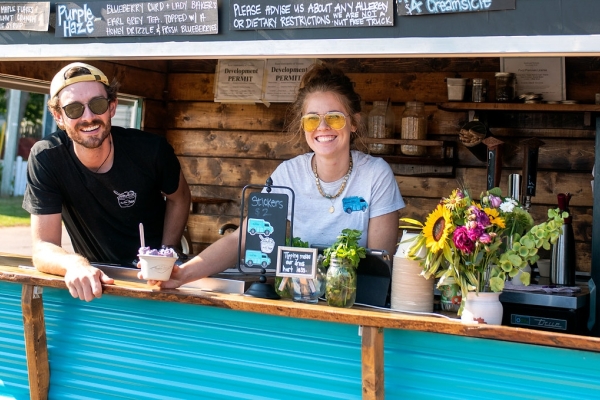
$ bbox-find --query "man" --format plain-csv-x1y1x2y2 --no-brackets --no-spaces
23,62,191,302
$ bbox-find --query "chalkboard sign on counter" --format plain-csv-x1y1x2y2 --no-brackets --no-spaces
229,0,393,30
55,0,218,38
0,2,49,31
276,246,317,278
398,0,515,16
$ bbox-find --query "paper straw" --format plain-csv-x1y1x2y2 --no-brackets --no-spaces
139,223,145,248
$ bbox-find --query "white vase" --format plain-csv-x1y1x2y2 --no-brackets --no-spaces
461,291,503,325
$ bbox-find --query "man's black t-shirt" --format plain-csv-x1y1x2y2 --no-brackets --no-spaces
23,126,181,265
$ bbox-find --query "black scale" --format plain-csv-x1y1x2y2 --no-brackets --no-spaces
499,286,592,335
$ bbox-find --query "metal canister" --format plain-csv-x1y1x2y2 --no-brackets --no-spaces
471,78,488,102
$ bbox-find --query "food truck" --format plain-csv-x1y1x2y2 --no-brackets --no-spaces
1,1,600,398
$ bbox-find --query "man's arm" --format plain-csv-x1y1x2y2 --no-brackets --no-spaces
31,213,113,301
161,171,191,250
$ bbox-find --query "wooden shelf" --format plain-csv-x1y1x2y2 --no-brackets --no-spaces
438,102,600,113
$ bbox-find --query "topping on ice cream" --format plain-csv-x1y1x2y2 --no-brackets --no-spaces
138,246,176,257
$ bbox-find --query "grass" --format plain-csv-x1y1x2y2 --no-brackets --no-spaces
0,196,30,227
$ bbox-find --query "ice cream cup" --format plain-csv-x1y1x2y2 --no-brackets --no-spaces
139,254,177,281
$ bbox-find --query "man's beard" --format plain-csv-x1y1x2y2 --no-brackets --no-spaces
66,119,111,149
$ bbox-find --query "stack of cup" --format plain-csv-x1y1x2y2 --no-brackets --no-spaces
391,231,434,312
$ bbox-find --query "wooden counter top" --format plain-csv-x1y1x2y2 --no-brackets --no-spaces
2,253,599,353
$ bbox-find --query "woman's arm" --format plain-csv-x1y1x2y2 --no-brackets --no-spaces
367,210,399,256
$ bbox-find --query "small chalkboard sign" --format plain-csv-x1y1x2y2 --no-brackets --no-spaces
398,0,515,16
0,2,49,31
276,246,317,279
229,0,393,31
55,0,218,38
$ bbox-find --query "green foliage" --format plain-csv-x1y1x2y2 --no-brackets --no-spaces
0,88,6,116
0,196,30,227
286,236,309,248
23,93,45,128
322,228,366,268
493,208,566,290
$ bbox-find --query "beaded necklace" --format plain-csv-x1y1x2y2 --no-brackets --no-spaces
312,155,353,213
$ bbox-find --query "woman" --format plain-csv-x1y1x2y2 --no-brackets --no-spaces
149,63,404,288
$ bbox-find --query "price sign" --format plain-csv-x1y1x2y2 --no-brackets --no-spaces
276,246,317,279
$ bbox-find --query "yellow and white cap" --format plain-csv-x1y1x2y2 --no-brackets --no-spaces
50,62,109,98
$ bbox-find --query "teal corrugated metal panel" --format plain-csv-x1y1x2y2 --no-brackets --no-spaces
0,282,30,400
384,329,600,399
42,288,363,399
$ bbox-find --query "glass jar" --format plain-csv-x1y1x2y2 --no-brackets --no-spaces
325,258,357,308
290,255,327,303
400,101,427,156
471,78,488,102
367,101,395,154
495,72,516,102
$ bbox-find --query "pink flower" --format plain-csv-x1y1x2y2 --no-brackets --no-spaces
467,225,485,242
453,226,475,254
479,233,492,244
489,194,502,208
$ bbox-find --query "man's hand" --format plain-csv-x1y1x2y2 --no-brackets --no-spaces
64,264,114,301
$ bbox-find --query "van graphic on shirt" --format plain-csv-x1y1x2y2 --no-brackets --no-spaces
113,190,137,208
342,196,368,214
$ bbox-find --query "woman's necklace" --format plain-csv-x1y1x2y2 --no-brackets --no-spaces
313,155,353,213
94,135,112,173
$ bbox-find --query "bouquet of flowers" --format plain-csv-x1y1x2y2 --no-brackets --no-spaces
400,187,566,313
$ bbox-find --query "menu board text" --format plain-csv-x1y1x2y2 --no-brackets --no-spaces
55,0,218,37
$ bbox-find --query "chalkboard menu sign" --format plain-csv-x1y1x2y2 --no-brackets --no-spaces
276,246,317,278
398,0,515,16
0,2,49,31
55,0,218,38
229,0,393,30
242,191,288,271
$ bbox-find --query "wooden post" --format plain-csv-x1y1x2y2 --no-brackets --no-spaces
21,284,50,400
361,326,384,400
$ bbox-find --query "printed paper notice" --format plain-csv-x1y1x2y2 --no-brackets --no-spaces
215,60,265,102
501,57,566,101
262,59,315,103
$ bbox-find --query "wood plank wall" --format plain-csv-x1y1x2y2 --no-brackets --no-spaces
1,58,596,274
167,57,597,274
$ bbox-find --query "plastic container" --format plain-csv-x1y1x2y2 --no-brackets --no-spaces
139,254,177,281
367,101,395,154
400,101,427,156
495,72,516,102
471,78,488,102
446,78,467,101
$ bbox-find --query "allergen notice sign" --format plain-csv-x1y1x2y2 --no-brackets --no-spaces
55,0,218,38
229,0,393,30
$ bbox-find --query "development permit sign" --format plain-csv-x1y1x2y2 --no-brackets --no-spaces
55,0,218,37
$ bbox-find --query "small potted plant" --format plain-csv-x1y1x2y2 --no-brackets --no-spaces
323,229,366,308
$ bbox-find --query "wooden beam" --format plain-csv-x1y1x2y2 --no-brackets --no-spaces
361,326,384,400
21,284,49,400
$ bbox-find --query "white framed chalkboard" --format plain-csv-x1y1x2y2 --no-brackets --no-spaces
0,2,49,31
398,0,515,16
55,0,218,38
276,246,317,279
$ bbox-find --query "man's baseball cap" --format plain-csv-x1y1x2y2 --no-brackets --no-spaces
50,62,109,98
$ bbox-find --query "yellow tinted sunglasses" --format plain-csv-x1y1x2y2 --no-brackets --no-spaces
301,112,347,132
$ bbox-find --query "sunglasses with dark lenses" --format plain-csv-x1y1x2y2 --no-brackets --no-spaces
61,97,110,119
301,112,347,132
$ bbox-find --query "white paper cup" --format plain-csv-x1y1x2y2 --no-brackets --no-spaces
139,254,177,281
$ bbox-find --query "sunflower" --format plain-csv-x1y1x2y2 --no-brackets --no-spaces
442,189,467,211
484,207,506,229
423,204,453,253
